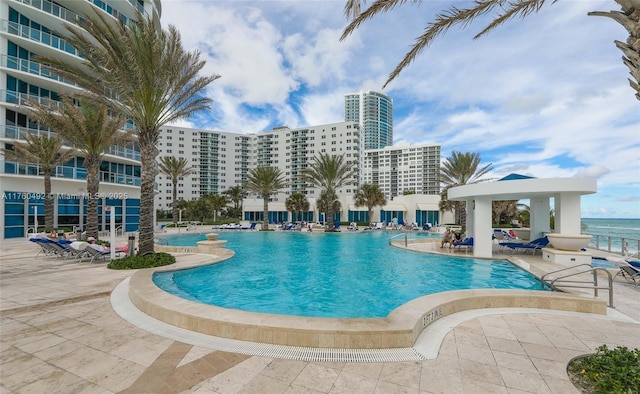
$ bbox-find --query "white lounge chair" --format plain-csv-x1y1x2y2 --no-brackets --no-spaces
606,257,640,286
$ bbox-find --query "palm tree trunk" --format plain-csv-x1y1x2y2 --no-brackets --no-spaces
85,157,100,239
172,180,178,225
368,208,373,224
43,170,53,230
262,196,269,231
138,142,156,255
326,205,334,232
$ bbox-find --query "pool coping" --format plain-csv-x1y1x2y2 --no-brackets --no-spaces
127,247,608,349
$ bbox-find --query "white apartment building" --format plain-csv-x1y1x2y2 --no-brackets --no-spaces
363,143,441,201
156,126,250,211
0,0,159,239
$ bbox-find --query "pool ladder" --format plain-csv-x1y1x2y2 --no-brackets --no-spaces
540,264,614,307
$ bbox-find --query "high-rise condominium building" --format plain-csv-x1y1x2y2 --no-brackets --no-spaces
344,90,393,150
155,122,362,218
0,0,160,239
363,143,441,200
156,126,251,211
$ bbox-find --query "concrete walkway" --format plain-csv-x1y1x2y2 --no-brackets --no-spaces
1,234,639,393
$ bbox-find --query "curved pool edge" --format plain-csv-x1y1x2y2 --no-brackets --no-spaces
128,254,608,349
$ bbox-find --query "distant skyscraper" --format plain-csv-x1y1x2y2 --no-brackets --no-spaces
344,90,393,149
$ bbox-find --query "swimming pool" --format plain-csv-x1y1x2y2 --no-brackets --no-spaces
153,231,547,318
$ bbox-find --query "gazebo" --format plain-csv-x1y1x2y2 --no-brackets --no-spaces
447,175,597,258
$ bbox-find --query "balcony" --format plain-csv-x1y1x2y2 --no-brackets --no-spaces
1,55,79,87
0,125,141,161
1,20,80,56
2,162,142,186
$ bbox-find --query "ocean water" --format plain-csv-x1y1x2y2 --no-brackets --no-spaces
581,218,640,255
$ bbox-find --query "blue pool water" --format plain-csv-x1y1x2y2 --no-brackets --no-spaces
153,231,547,318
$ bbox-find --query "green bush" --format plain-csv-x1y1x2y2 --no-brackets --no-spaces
107,252,176,270
568,345,640,394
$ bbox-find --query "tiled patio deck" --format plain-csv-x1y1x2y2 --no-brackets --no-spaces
1,233,639,393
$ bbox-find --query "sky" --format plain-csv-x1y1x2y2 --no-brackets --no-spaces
160,0,640,219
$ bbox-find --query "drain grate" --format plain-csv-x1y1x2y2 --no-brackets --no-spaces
111,278,427,362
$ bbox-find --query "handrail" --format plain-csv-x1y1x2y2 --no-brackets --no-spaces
389,232,408,247
541,264,614,307
25,226,36,238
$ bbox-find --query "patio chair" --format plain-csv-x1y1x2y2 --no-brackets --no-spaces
501,236,549,255
66,241,90,260
606,257,640,286
453,237,474,249
85,244,125,263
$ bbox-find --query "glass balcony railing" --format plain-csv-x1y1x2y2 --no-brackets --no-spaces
1,20,80,57
1,55,79,87
0,125,141,161
14,0,83,25
0,89,65,108
2,162,142,186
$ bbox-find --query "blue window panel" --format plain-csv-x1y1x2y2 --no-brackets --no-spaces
125,207,140,215
4,162,16,174
5,216,25,226
106,198,122,206
125,223,138,232
57,205,80,215
5,203,24,214
126,199,140,207
5,227,24,238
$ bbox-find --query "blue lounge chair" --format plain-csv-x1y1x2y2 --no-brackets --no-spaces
453,237,474,249
501,236,549,255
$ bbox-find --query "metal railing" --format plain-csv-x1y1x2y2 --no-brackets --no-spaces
1,55,79,87
1,20,80,56
585,234,639,256
540,264,614,307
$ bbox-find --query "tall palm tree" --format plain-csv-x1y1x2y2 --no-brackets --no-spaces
158,156,194,225
245,167,287,230
207,194,228,222
317,190,341,227
27,96,131,239
492,200,518,226
2,134,75,231
304,153,355,232
38,9,220,254
342,0,640,100
285,192,310,222
353,183,386,224
223,186,245,218
439,151,493,227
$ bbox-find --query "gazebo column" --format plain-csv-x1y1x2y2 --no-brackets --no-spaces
530,197,550,240
471,197,492,258
554,193,582,234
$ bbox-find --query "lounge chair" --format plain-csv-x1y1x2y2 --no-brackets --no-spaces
606,257,640,286
453,237,474,249
501,236,549,255
85,244,125,263
66,241,90,260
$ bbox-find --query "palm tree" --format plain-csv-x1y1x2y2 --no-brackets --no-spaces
285,192,310,222
158,156,195,226
317,190,341,227
492,200,518,226
244,167,287,230
2,134,75,231
223,186,245,218
207,194,228,223
439,151,493,227
341,0,640,100
39,9,220,254
353,183,386,224
304,153,355,232
27,96,131,239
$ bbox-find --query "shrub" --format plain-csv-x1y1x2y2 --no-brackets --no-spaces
568,345,640,394
107,252,176,270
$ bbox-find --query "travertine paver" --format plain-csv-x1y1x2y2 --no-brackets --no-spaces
1,234,639,393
